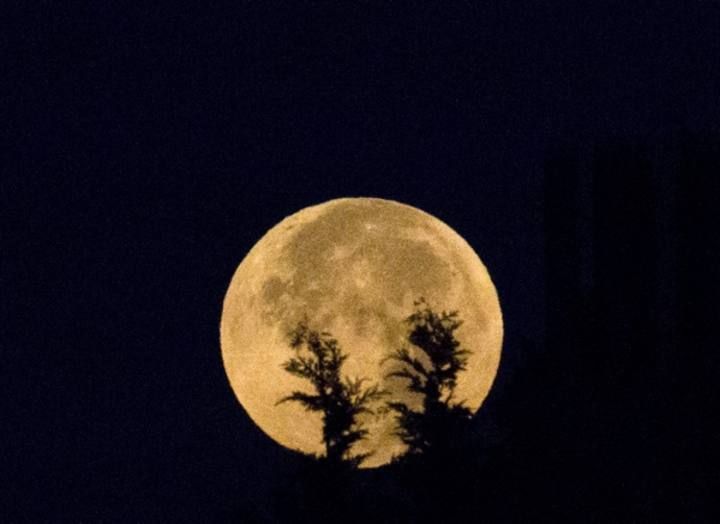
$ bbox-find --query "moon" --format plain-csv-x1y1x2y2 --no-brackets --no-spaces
220,197,502,468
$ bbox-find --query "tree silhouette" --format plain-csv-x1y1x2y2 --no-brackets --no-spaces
385,298,474,459
278,320,385,468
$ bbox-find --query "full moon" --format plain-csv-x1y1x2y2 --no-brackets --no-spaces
220,197,502,468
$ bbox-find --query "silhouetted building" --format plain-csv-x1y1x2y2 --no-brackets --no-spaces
542,133,719,520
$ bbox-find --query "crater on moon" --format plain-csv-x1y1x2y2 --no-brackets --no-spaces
220,197,503,468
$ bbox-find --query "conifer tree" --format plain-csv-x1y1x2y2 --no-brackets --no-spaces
278,320,385,467
385,299,473,458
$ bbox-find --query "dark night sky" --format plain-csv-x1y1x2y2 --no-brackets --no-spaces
3,2,719,521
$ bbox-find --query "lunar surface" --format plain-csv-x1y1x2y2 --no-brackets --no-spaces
220,197,503,468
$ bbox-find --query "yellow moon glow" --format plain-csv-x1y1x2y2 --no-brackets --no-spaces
220,198,502,468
